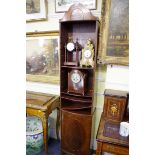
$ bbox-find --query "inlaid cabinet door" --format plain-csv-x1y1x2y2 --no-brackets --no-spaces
103,96,127,122
61,110,92,155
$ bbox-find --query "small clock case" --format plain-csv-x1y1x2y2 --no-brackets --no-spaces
64,38,82,66
80,39,94,67
68,69,87,95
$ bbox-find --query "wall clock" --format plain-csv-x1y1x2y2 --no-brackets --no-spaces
68,69,86,95
80,39,94,67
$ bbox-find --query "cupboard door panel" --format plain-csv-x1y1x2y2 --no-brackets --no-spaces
61,110,92,155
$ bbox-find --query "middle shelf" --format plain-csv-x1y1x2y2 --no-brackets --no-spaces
61,66,94,70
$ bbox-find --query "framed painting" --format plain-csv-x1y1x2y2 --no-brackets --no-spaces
55,0,96,12
26,0,47,22
26,31,60,84
98,0,129,66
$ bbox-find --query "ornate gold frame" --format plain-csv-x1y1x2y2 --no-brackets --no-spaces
26,31,60,84
97,0,129,66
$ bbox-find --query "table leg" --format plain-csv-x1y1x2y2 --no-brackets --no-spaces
42,115,48,155
96,142,102,155
61,150,64,155
56,107,60,140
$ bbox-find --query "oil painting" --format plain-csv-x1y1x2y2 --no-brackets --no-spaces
26,32,60,84
98,0,129,65
107,0,129,57
55,0,96,12
26,0,47,22
26,0,40,14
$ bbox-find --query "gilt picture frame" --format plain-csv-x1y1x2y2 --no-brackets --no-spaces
26,0,47,22
55,0,96,13
26,31,60,84
98,0,129,66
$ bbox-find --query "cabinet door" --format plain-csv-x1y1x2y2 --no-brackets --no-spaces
103,96,127,122
61,110,92,155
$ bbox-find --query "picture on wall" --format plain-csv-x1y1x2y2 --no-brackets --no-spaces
98,0,129,65
107,0,129,58
55,0,96,12
26,0,47,22
26,32,60,84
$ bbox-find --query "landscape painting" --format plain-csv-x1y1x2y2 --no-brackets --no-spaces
55,0,96,12
107,0,129,58
26,0,47,22
98,0,129,65
26,0,40,14
26,32,60,84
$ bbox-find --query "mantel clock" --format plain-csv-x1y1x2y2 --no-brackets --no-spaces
64,37,82,66
68,69,86,95
80,39,94,67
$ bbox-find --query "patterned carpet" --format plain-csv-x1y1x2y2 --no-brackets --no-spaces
26,138,96,155
26,138,60,155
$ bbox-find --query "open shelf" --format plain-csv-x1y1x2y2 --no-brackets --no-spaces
61,108,92,115
61,94,92,110
61,102,92,111
60,4,99,155
61,89,93,98
61,66,94,70
61,94,92,103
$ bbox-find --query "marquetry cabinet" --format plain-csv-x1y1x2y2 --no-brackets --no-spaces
96,89,129,155
103,89,129,122
59,3,99,155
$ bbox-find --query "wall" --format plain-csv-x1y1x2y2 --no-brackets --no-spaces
26,0,129,151
26,0,101,32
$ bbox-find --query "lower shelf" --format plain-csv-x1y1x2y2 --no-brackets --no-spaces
61,102,92,111
61,108,92,116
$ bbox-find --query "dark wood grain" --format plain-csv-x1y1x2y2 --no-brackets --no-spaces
103,89,128,122
60,3,98,22
61,109,92,155
60,3,99,155
96,114,129,155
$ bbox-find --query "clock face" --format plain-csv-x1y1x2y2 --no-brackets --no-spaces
84,49,92,59
67,42,75,51
71,72,81,84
